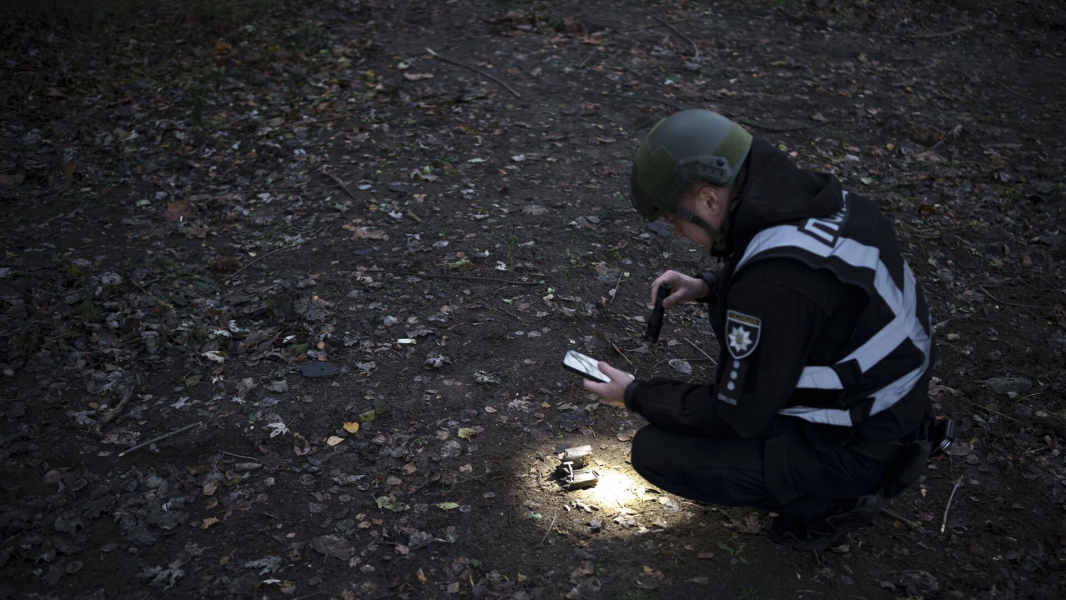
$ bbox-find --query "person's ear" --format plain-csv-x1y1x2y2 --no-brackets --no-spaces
701,185,723,218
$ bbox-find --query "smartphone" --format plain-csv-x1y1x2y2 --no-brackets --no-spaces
562,350,610,383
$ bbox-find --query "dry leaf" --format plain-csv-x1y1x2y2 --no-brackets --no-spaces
326,435,345,447
201,517,220,529
343,422,360,434
457,427,476,440
350,226,388,241
417,568,427,585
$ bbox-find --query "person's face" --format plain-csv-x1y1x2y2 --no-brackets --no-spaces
663,185,724,251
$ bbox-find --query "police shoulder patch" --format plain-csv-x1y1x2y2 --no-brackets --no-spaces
725,310,762,359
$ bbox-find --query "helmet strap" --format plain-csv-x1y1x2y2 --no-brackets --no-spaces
673,206,729,257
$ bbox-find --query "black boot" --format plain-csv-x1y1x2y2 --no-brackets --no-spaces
767,494,882,551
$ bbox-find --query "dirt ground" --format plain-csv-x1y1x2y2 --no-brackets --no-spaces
1,0,1065,598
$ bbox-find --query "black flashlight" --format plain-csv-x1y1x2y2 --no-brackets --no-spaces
643,281,672,344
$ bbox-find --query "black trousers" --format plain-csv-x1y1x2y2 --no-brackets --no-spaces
629,304,889,521
631,417,888,520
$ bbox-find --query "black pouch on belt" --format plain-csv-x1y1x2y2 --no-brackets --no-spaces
879,439,931,499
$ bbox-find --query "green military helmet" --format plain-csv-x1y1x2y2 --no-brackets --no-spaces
629,110,753,221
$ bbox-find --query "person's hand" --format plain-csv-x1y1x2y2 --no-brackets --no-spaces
582,361,634,408
650,270,709,308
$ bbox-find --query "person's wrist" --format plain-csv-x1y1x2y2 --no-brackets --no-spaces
624,379,642,413
692,273,709,300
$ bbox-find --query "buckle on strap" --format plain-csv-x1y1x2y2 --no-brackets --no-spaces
848,398,873,424
833,359,863,387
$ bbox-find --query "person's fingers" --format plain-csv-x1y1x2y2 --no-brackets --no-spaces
598,362,633,382
662,277,692,309
663,285,683,308
650,274,666,305
651,271,680,305
582,378,609,395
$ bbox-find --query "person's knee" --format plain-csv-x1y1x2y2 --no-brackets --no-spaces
630,426,673,485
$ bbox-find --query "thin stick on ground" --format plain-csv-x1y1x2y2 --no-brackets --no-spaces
579,45,601,69
366,268,543,286
119,421,203,458
905,25,973,39
239,184,340,194
607,271,622,304
988,76,1066,106
651,16,699,61
539,513,558,545
426,47,522,99
224,239,312,283
940,476,964,534
606,93,684,111
221,450,258,461
323,170,358,202
685,339,717,366
92,388,135,438
740,120,836,134
880,508,919,529
129,276,173,310
979,285,1049,309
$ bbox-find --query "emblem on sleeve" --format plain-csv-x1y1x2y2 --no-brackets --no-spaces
725,310,761,359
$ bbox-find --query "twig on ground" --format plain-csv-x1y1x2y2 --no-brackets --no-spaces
221,451,258,461
880,508,919,529
611,342,634,368
239,184,340,194
578,46,602,69
740,120,836,134
323,170,358,202
606,93,683,111
651,16,699,61
979,285,1049,309
988,76,1066,106
282,114,353,129
224,239,311,283
278,104,421,130
940,476,964,534
617,17,688,34
426,47,522,99
119,421,203,457
128,276,173,310
495,304,522,321
607,271,622,304
956,396,1021,424
685,339,717,366
92,388,135,438
905,25,973,39
539,513,558,545
366,268,543,286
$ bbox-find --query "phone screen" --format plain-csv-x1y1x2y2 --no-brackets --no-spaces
562,350,610,383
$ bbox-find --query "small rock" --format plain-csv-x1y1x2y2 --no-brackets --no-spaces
668,359,692,375
301,363,340,379
984,377,1032,396
440,440,462,459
